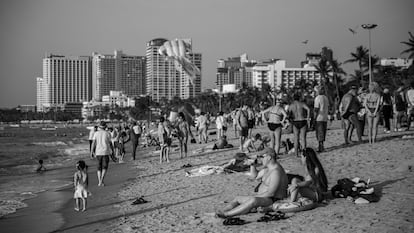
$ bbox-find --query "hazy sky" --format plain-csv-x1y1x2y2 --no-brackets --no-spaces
0,0,413,108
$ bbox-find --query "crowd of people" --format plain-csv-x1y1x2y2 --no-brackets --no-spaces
78,81,414,215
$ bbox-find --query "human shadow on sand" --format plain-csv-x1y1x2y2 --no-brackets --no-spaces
54,193,219,232
325,132,414,153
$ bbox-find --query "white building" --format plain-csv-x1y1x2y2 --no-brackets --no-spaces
252,60,321,90
37,54,92,112
101,91,135,108
380,58,413,69
92,51,145,101
146,38,202,102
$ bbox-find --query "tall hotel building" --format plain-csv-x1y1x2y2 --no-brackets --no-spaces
146,38,201,102
92,50,145,100
216,54,256,92
37,54,92,112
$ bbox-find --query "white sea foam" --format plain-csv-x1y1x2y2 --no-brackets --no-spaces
31,141,67,146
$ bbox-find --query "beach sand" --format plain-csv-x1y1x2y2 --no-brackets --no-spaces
2,121,414,233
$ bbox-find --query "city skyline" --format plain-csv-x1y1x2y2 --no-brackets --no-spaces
1,0,413,108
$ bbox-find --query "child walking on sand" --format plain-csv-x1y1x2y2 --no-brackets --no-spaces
74,160,89,211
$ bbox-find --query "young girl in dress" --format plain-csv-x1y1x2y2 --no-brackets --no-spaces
74,160,89,211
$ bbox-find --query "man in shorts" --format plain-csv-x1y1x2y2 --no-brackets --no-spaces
216,147,289,218
91,121,114,186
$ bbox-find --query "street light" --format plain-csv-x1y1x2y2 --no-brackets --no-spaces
361,24,378,84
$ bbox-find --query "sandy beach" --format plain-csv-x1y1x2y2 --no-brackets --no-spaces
1,121,414,233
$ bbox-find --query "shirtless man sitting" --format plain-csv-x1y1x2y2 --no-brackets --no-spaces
216,147,289,218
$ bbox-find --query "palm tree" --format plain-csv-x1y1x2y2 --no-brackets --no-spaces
329,59,346,112
345,46,369,85
401,31,414,59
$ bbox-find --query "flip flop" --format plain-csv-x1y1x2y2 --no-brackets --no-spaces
257,211,286,222
131,196,149,205
223,217,246,225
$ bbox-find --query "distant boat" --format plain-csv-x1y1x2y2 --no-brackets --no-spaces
9,124,20,128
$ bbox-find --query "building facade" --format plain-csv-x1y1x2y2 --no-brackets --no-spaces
37,54,92,112
146,38,201,103
252,60,321,90
216,54,257,92
92,50,145,101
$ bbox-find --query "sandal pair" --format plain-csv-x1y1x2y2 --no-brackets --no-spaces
257,211,286,222
131,196,148,205
223,217,246,226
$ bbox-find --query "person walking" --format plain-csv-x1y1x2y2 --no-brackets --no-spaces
313,86,330,152
90,121,114,187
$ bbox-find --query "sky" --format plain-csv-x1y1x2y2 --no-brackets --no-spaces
0,0,413,108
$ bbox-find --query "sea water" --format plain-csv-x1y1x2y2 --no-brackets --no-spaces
0,136,90,218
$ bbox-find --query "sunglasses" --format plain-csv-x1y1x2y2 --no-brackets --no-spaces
257,154,269,159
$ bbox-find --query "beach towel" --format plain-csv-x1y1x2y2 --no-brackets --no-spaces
272,197,316,213
185,165,224,177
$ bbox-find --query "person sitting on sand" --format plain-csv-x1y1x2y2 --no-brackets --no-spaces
212,135,233,150
288,148,328,203
36,159,46,172
216,147,289,218
242,133,262,152
222,152,253,173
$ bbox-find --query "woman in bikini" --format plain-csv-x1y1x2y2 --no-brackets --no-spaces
261,99,288,154
364,82,381,144
287,93,311,156
288,147,328,203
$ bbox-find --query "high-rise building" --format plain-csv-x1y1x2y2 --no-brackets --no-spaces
37,54,92,112
146,38,201,102
92,50,145,100
216,54,257,92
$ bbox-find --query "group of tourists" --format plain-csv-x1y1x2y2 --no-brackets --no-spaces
340,81,414,144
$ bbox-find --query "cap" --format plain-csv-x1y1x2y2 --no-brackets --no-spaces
99,121,107,128
259,147,277,159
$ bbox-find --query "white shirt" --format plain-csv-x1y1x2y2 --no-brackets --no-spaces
93,128,112,156
407,89,414,106
216,115,225,129
314,95,329,122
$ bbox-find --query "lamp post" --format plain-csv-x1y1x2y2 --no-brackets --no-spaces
361,24,377,84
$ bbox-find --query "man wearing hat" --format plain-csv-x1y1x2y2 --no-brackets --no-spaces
216,147,289,218
91,121,114,186
340,86,362,144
